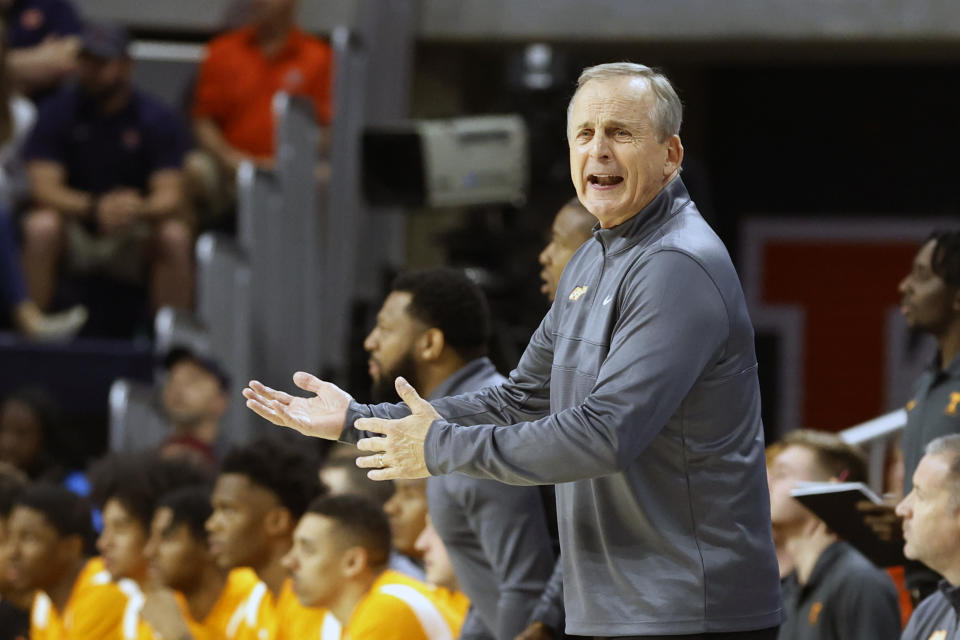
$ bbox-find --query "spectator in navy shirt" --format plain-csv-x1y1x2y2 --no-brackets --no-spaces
1,0,82,99
20,22,193,313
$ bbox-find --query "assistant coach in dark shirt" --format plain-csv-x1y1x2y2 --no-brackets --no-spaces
770,430,900,640
20,22,193,313
898,434,960,640
364,268,556,640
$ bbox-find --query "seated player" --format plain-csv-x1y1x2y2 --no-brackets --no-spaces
135,485,259,640
383,479,428,581
413,515,470,622
206,437,325,639
283,494,466,640
0,466,29,640
7,483,126,639
318,445,394,507
90,453,212,590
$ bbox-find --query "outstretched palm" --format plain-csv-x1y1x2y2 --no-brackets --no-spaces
243,371,353,440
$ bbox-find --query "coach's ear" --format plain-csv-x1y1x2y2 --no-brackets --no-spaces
663,134,684,178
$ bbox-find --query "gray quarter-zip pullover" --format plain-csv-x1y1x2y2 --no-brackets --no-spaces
342,177,782,636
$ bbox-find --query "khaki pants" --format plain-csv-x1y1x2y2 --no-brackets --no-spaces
65,220,150,284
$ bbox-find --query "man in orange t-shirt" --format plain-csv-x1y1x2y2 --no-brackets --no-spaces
188,0,332,224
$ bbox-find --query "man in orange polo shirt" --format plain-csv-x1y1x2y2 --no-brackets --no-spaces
188,0,333,224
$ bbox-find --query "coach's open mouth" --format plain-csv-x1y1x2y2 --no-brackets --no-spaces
588,174,624,186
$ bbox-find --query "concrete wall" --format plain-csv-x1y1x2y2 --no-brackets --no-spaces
81,0,960,41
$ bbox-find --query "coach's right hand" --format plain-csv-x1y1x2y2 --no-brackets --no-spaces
243,371,353,440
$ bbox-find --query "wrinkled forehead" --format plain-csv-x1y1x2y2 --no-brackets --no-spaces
568,76,654,130
913,452,955,494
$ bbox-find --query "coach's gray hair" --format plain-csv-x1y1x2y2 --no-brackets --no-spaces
566,62,683,142
925,434,960,508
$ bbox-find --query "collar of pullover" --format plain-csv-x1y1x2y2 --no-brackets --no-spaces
594,176,691,256
428,357,498,401
927,350,960,381
937,580,960,618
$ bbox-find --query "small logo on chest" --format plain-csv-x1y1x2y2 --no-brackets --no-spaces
568,286,589,301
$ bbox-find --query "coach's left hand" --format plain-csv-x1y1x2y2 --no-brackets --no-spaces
355,377,440,481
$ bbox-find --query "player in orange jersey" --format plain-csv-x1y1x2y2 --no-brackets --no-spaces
132,485,260,640
207,438,325,640
7,483,126,640
284,494,465,640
